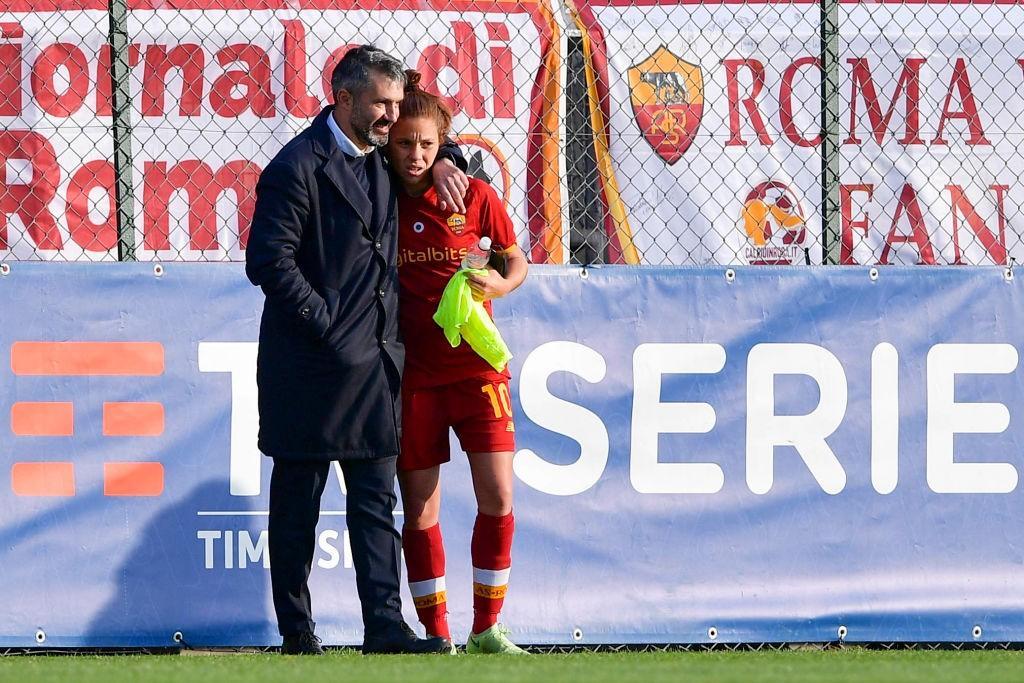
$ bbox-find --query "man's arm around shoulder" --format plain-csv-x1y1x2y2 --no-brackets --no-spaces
433,140,469,213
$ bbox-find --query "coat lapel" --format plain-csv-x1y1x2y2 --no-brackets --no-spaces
365,151,392,238
311,108,373,229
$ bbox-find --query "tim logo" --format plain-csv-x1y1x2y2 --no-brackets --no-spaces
9,342,165,497
740,181,808,265
628,46,703,164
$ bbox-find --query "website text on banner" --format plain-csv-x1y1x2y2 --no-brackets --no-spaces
2,264,1024,646
0,0,562,262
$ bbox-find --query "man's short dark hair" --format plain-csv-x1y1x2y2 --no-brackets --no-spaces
331,45,406,97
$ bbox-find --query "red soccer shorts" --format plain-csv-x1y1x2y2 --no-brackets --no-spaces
399,377,516,472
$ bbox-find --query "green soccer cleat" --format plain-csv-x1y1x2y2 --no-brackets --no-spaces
465,624,529,655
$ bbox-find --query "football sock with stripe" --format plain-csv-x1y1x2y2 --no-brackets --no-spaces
471,511,514,635
403,523,451,639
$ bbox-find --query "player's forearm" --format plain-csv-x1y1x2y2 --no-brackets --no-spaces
501,252,528,294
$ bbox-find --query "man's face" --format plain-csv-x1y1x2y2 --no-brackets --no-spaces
337,72,404,148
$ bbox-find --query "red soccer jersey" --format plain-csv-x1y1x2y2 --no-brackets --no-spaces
398,178,518,390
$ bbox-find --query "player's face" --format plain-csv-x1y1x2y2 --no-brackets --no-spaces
337,72,404,148
388,116,441,192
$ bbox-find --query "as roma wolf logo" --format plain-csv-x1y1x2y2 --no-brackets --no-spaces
628,46,704,165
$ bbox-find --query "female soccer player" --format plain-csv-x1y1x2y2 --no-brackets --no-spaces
387,71,529,654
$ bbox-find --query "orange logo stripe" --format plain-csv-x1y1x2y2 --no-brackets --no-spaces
11,402,73,436
104,462,164,497
11,342,164,376
103,402,164,437
412,592,447,609
11,462,75,496
473,583,508,600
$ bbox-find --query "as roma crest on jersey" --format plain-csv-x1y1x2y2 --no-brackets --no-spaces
628,46,704,165
446,213,466,235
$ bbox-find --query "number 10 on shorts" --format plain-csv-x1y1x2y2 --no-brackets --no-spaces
480,382,513,419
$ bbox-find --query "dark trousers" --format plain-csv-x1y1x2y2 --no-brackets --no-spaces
268,456,404,637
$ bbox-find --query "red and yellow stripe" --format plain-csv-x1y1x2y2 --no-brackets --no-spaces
569,1,641,264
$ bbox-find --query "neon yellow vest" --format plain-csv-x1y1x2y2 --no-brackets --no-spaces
432,269,512,372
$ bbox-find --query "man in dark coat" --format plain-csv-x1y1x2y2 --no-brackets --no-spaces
245,45,468,655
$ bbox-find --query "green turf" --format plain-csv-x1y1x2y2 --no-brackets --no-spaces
2,649,1024,683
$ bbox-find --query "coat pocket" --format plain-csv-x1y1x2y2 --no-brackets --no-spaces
319,287,378,368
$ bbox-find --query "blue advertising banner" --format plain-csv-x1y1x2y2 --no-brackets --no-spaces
1,263,1022,647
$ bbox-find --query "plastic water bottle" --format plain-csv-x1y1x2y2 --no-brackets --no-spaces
461,236,492,270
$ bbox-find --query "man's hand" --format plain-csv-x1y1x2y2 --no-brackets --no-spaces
432,158,469,213
466,268,512,302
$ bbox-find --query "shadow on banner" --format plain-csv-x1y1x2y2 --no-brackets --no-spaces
84,479,274,647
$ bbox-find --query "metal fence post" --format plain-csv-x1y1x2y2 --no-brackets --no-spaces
820,0,841,265
108,0,136,262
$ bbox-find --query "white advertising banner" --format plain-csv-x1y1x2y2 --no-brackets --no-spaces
581,0,1022,265
0,0,563,262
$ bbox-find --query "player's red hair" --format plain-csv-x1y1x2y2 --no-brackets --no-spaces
400,70,453,139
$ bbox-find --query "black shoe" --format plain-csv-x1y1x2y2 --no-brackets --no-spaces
362,621,453,655
281,631,324,655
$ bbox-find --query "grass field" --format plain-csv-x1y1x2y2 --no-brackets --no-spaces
2,648,1024,683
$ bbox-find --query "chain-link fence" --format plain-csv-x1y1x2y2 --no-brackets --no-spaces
1,0,1021,265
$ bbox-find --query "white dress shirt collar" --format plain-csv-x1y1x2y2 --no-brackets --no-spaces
327,111,372,157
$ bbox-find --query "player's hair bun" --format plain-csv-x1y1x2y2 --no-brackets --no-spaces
397,69,453,138
405,69,423,92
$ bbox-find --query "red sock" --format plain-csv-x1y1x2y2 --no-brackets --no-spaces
403,524,450,639
471,511,514,634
